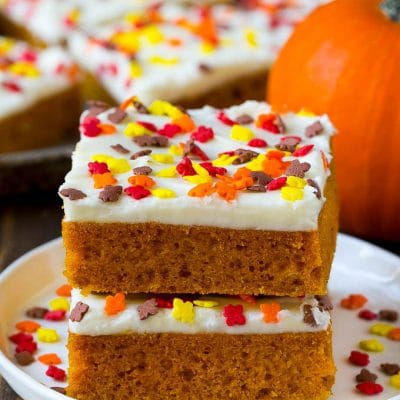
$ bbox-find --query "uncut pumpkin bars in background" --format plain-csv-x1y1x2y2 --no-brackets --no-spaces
268,0,400,241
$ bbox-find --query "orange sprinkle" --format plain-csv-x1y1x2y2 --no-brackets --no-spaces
321,150,329,171
104,293,126,316
215,181,237,201
388,328,400,341
340,294,368,310
99,123,117,135
267,150,286,160
92,172,117,189
56,284,72,297
260,302,281,323
239,295,257,305
67,64,80,82
233,167,251,179
128,175,156,188
262,158,285,178
38,353,62,365
120,96,135,111
173,114,196,133
16,320,41,333
168,38,183,46
188,182,214,198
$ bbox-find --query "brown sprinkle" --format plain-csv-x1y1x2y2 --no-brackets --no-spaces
303,304,317,327
315,295,333,311
137,298,158,320
380,363,400,376
276,137,301,153
131,149,152,160
59,188,86,201
133,166,153,176
356,368,377,383
133,100,149,114
110,144,130,154
26,307,49,319
285,160,311,178
108,107,127,124
15,351,34,366
69,301,90,323
307,179,322,199
250,171,272,186
305,121,324,138
247,184,266,193
236,114,254,125
198,63,212,74
99,185,123,203
232,148,259,165
86,100,110,117
378,309,398,322
133,134,169,147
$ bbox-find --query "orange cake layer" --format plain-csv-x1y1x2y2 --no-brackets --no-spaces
63,174,337,296
67,330,335,400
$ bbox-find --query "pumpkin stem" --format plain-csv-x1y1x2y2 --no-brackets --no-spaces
381,0,400,22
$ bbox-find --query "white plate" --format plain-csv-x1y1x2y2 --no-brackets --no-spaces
0,234,399,400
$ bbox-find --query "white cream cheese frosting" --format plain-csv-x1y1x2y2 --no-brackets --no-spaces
59,100,335,231
69,289,331,335
0,36,79,118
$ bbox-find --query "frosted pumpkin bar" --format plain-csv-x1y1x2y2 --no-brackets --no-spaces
68,1,327,108
60,98,338,296
67,291,335,400
0,37,81,153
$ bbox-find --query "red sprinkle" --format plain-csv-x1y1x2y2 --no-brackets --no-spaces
124,186,151,200
191,126,214,143
356,382,384,395
191,144,209,161
2,81,22,93
349,351,370,367
358,310,378,321
9,332,33,345
223,304,246,326
137,121,157,132
44,310,66,321
176,157,196,176
292,144,314,157
46,365,67,382
217,111,235,126
266,177,287,191
81,116,102,137
199,162,227,177
156,298,173,309
20,50,37,63
88,161,109,175
16,340,37,354
158,123,182,138
248,138,267,148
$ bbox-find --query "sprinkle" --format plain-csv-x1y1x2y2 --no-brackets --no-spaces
110,144,130,154
297,109,316,117
191,126,214,142
137,298,158,320
158,123,182,138
321,151,329,170
99,185,123,202
81,116,102,137
285,160,311,178
212,154,238,167
260,302,281,323
9,332,33,345
156,298,173,309
133,166,152,176
198,63,212,73
293,144,314,157
44,310,66,321
131,149,152,160
183,139,209,161
307,179,322,199
223,304,246,326
245,29,257,47
70,302,90,322
15,320,41,333
38,353,62,366
88,162,109,175
381,363,400,376
233,148,259,165
184,175,212,185
379,310,398,322
156,166,177,178
134,134,169,147
262,157,288,178
286,176,307,189
108,107,127,124
169,144,184,156
358,310,377,320
349,351,370,367
217,111,235,126
105,293,126,316
173,114,196,133
369,323,395,336
56,284,72,297
92,172,117,189
86,100,110,117
215,181,237,201
130,61,142,77
188,182,214,198
305,121,324,138
15,351,34,366
359,339,384,352
59,188,86,201
341,294,368,310
388,328,400,341
37,328,59,343
151,154,174,164
193,300,218,308
46,365,66,382
49,297,70,312
124,122,151,137
236,114,254,125
16,340,37,354
230,125,255,142
266,177,287,191
148,100,182,119
276,136,301,152
248,138,267,148
152,188,177,199
356,368,378,383
124,186,151,200
91,155,130,174
128,175,156,188
315,295,334,311
356,382,383,395
26,307,49,319
390,373,400,389
199,162,227,177
137,121,157,132
149,55,178,65
176,157,196,176
256,114,285,133
172,298,195,323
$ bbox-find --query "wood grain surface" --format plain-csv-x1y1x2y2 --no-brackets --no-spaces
0,194,399,399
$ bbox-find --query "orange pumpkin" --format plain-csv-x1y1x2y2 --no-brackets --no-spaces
268,0,400,241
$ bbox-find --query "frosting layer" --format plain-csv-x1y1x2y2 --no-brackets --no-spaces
69,289,331,335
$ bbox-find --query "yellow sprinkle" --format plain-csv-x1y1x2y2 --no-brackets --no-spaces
192,163,210,177
281,187,304,202
193,300,219,308
151,154,174,164
142,26,164,44
49,297,70,312
68,8,80,23
286,176,306,189
111,31,139,53
91,154,130,174
0,37,15,54
156,166,177,178
124,122,149,137
200,42,216,54
172,298,194,323
184,175,212,185
230,125,255,142
149,55,178,65
369,323,395,337
212,154,238,167
359,339,385,352
297,108,316,117
124,13,141,24
37,328,59,343
9,62,39,77
148,100,183,119
152,188,176,198
130,61,142,78
169,144,184,156
390,373,400,389
246,154,266,171
245,29,258,48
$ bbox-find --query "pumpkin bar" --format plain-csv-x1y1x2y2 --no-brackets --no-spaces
67,291,335,400
60,98,338,296
68,1,328,109
0,36,81,153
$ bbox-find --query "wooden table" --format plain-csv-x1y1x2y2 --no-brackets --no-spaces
1,194,399,399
